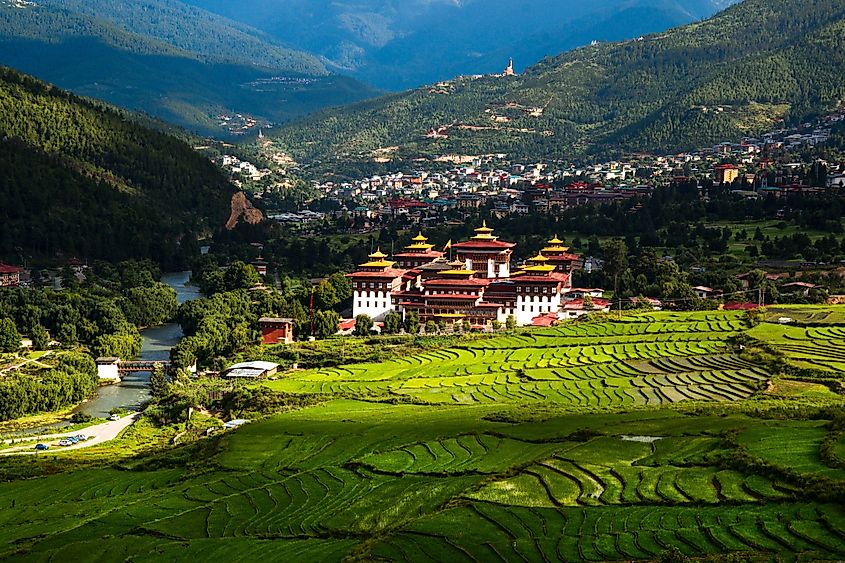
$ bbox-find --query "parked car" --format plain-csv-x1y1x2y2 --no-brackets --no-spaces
34,443,49,451
109,414,121,421
58,439,73,447
67,436,79,444
74,434,88,441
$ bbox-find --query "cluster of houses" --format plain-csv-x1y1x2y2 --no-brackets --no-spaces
296,105,845,226
214,154,273,186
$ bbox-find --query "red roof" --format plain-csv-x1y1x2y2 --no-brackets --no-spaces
563,298,610,310
339,319,356,331
452,240,516,250
531,313,559,327
393,252,444,258
347,269,407,279
514,274,570,284
425,294,480,300
0,263,21,274
723,302,759,311
424,279,491,287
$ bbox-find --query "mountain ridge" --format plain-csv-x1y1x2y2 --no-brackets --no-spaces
186,0,740,90
0,66,236,265
0,0,378,136
266,0,845,172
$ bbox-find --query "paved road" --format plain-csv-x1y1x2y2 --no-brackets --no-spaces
0,413,141,456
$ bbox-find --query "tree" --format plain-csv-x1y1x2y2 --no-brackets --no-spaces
327,272,353,303
224,261,261,290
463,319,472,332
603,239,629,297
383,311,402,334
354,314,374,336
425,320,437,334
405,311,420,335
314,280,339,311
313,310,339,340
31,325,49,351
149,364,169,399
506,315,517,331
0,318,20,353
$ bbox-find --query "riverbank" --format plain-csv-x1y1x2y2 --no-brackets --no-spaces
2,272,200,434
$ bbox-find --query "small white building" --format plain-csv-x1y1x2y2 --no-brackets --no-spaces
95,357,121,381
223,361,279,379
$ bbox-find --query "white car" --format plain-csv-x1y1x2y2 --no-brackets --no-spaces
109,414,121,421
58,439,73,447
75,434,88,441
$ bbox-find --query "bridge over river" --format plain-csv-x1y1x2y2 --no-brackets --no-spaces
118,360,171,373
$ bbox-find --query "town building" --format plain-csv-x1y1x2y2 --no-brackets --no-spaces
347,249,411,321
714,164,740,184
511,253,572,325
452,222,515,278
539,236,583,273
0,263,22,287
393,233,444,268
259,317,295,345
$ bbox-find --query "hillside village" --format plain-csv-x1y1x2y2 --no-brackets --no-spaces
217,106,845,229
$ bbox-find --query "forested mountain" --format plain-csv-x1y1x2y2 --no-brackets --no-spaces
269,0,845,171
0,0,378,135
186,0,738,90
0,67,234,266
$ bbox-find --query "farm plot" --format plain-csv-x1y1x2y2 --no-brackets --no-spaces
3,400,845,562
373,502,845,562
269,313,767,409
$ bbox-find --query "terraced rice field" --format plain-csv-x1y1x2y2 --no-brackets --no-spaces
268,311,769,408
2,309,845,561
3,402,844,561
749,322,845,373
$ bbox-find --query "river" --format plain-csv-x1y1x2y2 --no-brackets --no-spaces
76,271,201,418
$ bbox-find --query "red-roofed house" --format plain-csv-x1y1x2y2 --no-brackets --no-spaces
562,298,611,318
531,312,560,327
0,263,21,287
781,282,822,297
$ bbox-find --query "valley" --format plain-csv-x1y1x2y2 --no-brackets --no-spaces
1,1,845,562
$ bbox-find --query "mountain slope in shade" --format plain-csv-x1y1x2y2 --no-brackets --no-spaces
0,1,379,136
186,0,740,89
0,66,235,265
266,0,845,172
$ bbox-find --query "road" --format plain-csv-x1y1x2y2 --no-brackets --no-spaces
0,413,141,455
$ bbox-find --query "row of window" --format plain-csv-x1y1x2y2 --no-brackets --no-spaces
353,282,393,290
356,300,390,309
520,305,553,313
516,286,556,294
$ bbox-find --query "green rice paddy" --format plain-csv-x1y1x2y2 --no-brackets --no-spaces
1,309,844,561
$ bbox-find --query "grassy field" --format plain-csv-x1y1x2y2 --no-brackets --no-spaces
0,309,844,561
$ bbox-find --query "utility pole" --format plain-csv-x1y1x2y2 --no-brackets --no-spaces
309,287,315,337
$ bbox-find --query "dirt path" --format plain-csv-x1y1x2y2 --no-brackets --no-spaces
0,413,140,455
0,351,53,376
